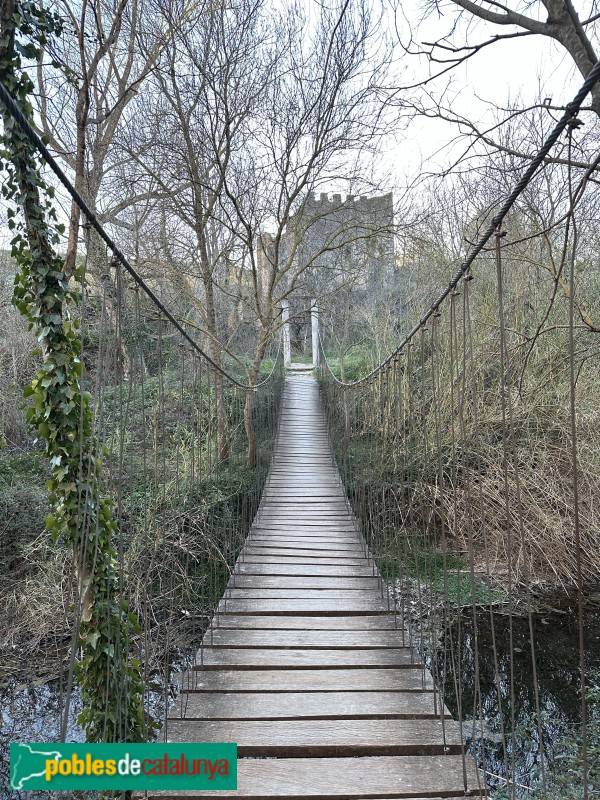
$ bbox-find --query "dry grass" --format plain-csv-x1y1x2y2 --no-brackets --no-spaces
333,251,600,594
0,538,74,685
434,403,600,590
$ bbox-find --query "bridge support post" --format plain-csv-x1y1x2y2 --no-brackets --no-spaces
282,299,291,367
311,299,320,367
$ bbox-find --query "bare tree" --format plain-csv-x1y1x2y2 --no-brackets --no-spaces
123,0,395,465
123,0,276,460
391,0,600,180
426,0,600,112
35,0,175,274
215,0,394,464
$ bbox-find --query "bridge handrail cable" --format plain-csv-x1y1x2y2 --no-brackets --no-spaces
0,78,281,391
317,58,600,388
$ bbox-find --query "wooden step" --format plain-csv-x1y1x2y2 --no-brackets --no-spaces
177,668,433,692
169,690,442,721
194,647,419,670
165,718,462,756
139,755,485,798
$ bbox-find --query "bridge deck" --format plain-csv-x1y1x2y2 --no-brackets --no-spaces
154,374,486,798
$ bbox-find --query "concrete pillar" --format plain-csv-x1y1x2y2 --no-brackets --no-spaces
282,299,291,367
311,300,320,367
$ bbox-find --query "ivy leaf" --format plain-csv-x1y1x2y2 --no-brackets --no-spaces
86,631,101,650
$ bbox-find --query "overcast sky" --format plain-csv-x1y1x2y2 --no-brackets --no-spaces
390,0,593,178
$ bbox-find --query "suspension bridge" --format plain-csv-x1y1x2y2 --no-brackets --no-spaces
2,50,600,800
156,372,485,798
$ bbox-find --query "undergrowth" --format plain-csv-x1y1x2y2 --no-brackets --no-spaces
0,369,276,687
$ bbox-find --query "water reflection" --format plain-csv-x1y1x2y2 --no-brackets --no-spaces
0,682,83,799
434,607,600,797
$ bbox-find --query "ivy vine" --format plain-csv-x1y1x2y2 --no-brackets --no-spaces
0,0,150,744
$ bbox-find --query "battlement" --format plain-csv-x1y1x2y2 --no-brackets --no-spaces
272,189,395,289
304,191,393,213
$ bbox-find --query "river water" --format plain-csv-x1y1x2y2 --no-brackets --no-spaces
0,683,84,799
433,604,600,797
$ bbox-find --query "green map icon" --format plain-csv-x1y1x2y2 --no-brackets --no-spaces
11,743,63,790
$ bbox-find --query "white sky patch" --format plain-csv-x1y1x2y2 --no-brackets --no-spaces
387,0,593,180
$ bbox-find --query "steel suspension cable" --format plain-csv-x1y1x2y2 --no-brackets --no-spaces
317,59,600,387
0,78,281,391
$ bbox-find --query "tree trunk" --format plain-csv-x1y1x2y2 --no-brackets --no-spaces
197,212,229,461
63,80,89,276
244,332,269,467
215,368,229,461
88,234,132,379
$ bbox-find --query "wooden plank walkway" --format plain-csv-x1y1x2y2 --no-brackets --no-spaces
154,374,486,798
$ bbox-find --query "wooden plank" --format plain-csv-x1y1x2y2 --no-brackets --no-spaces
261,491,342,497
250,530,357,536
244,543,363,552
271,452,334,456
259,503,350,508
246,538,361,546
251,526,354,533
140,755,485,798
269,478,343,484
255,512,352,518
178,668,433,692
228,576,380,589
237,557,371,568
210,615,403,630
246,536,361,545
254,523,355,528
260,499,346,504
240,549,368,560
169,691,442,721
224,589,388,601
261,491,344,495
243,542,365,553
263,488,344,493
258,511,353,517
193,648,419,669
253,514,354,520
249,528,358,534
256,519,353,524
216,599,389,615
269,464,338,468
236,563,373,577
260,501,348,505
251,524,354,531
254,520,353,525
275,450,333,456
248,526,359,533
258,494,345,499
259,503,349,508
201,630,407,649
266,478,340,482
237,556,368,569
249,533,357,540
165,718,460,756
259,498,347,504
251,522,356,529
